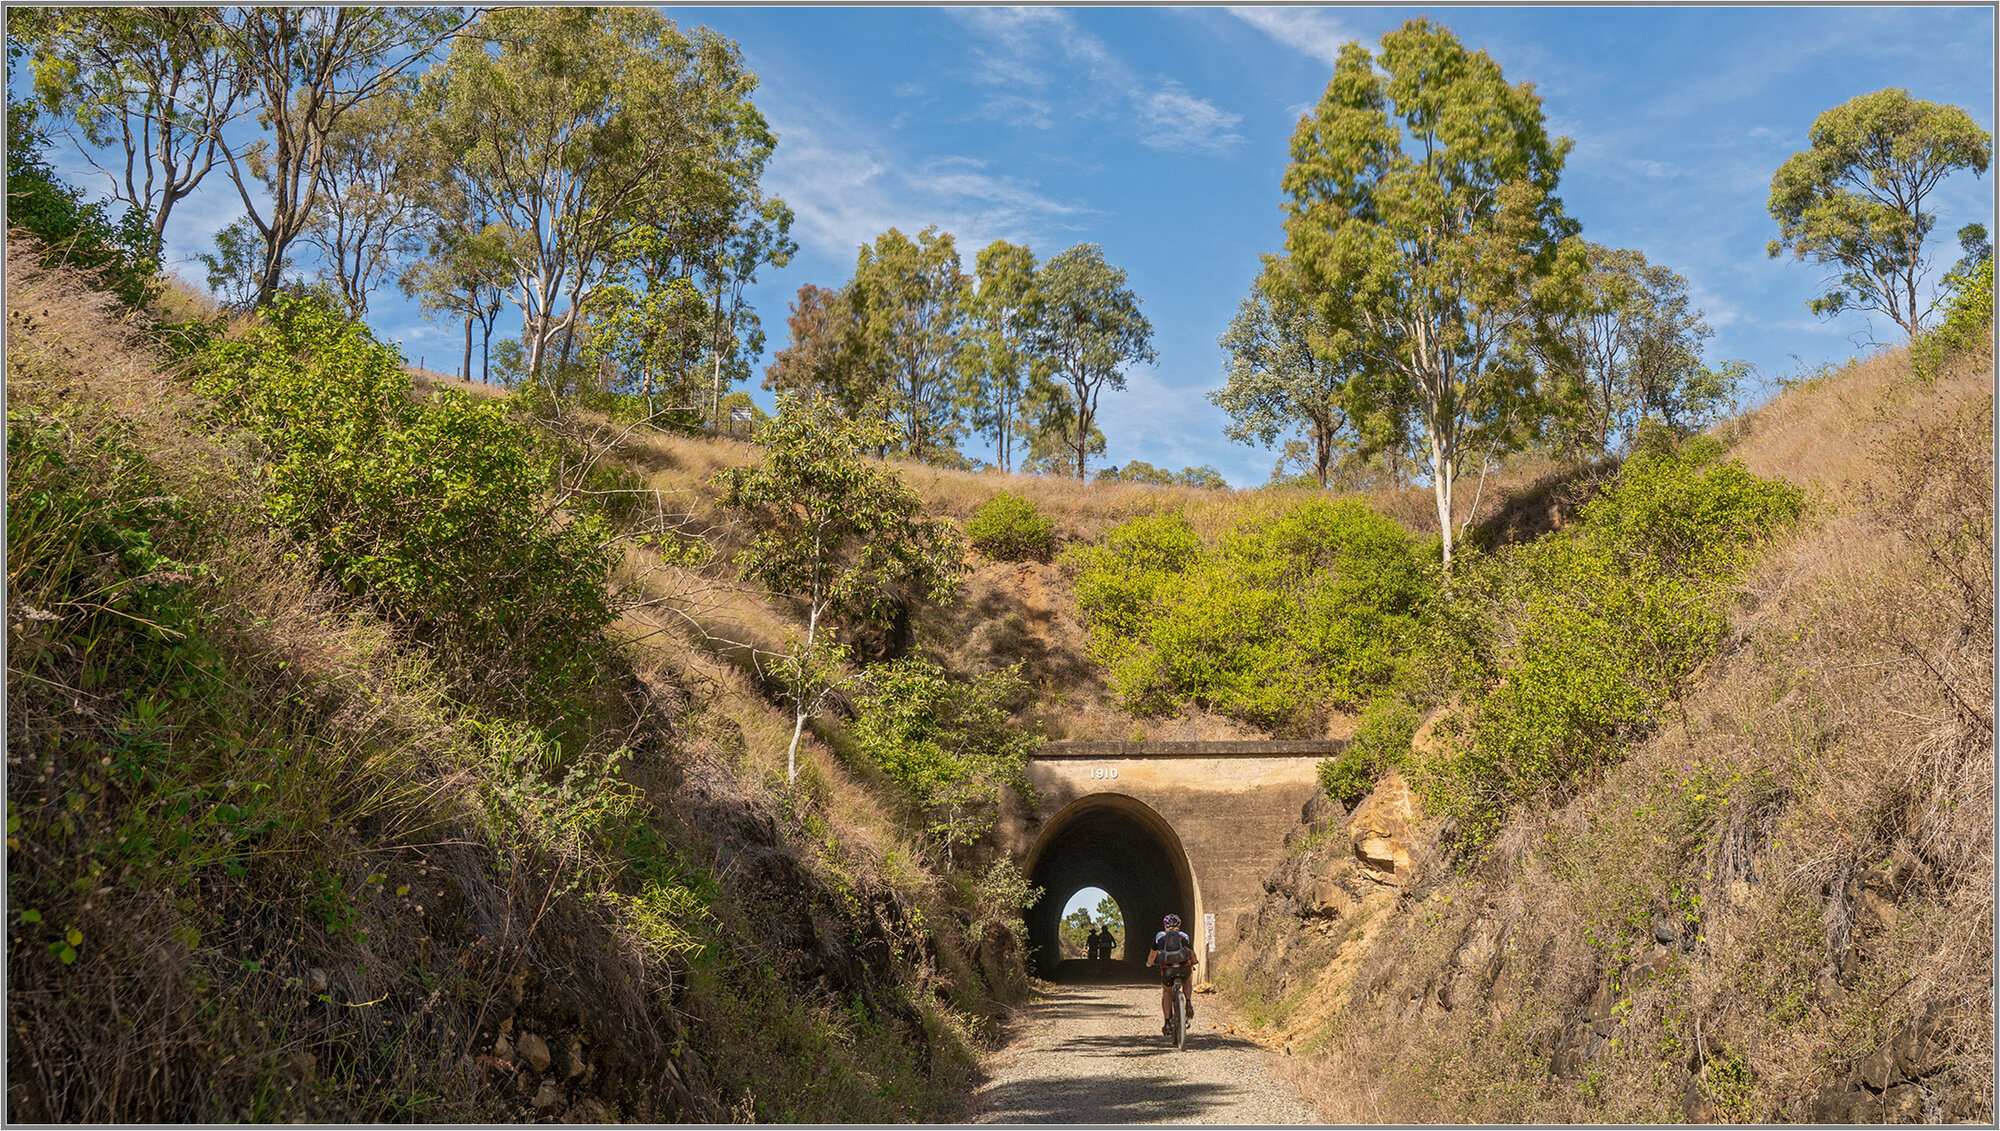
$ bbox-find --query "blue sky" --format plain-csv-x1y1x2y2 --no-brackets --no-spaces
33,6,1995,488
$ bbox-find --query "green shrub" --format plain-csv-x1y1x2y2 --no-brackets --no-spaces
966,492,1056,561
1321,697,1422,801
193,295,616,718
847,658,1041,858
1069,499,1431,731
6,98,158,308
1066,510,1203,653
1417,438,1803,844
1921,255,1994,374
1940,255,1994,346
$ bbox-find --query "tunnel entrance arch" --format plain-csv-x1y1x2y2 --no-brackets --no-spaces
1021,792,1201,975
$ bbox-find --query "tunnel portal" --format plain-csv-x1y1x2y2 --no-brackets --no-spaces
1022,793,1198,973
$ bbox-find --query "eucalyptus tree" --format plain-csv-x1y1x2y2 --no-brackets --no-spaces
301,86,428,317
683,73,796,429
1949,223,1991,281
1532,244,1739,458
1026,243,1155,480
579,224,713,413
10,6,248,256
764,282,868,407
690,191,794,428
426,8,779,385
851,225,974,461
716,395,964,783
1283,18,1579,573
967,239,1042,473
1767,88,1991,339
1016,378,1105,478
221,7,475,309
198,215,280,311
1211,255,1365,489
402,221,513,383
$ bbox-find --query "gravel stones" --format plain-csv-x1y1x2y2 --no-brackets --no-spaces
973,982,1322,1125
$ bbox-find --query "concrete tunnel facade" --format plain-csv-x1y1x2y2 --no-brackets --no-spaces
1021,793,1199,969
993,742,1336,978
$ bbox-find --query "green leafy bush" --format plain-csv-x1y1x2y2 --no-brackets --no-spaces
1320,697,1422,801
847,657,1041,858
1418,438,1802,845
6,98,158,308
1068,499,1431,731
1920,255,1994,374
193,295,616,716
966,491,1056,562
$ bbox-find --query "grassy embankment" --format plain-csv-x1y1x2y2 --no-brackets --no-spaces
1212,332,1993,1123
5,245,1038,1123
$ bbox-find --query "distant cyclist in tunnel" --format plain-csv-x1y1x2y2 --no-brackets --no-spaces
1148,913,1195,1034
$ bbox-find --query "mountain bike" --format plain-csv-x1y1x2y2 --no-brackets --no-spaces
1165,971,1190,1049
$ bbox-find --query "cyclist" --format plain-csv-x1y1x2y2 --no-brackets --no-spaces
1147,913,1196,1035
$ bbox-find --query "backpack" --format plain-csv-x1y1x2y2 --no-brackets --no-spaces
1160,929,1190,966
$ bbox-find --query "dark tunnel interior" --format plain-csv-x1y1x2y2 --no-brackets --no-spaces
1024,794,1196,976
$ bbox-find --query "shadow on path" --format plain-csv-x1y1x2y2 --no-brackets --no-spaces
1042,958,1158,985
1059,1030,1263,1058
977,1074,1242,1125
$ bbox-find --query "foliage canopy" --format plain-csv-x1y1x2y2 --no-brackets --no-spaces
1283,18,1579,572
1767,87,1992,339
1069,499,1432,732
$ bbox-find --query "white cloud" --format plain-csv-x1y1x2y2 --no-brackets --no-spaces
1140,84,1244,153
762,103,1089,262
964,91,1055,131
1228,7,1354,68
1685,280,1747,329
1097,364,1262,488
950,6,1246,155
966,46,1050,91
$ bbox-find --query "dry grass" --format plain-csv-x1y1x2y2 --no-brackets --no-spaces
152,270,226,319
1729,339,1991,505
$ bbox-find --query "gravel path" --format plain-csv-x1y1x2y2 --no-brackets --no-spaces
972,970,1323,1125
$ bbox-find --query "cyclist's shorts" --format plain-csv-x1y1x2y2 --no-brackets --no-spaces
1160,962,1192,984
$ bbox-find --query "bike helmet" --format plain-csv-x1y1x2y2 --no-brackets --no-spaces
1163,913,1181,929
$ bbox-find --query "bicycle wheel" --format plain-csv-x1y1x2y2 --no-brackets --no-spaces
1173,982,1189,1050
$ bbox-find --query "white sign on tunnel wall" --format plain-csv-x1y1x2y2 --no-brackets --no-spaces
1088,767,1118,779
1205,913,1215,953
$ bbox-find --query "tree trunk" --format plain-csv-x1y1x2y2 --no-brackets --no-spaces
526,315,547,382
1071,378,1092,480
462,314,473,382
1432,432,1456,575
